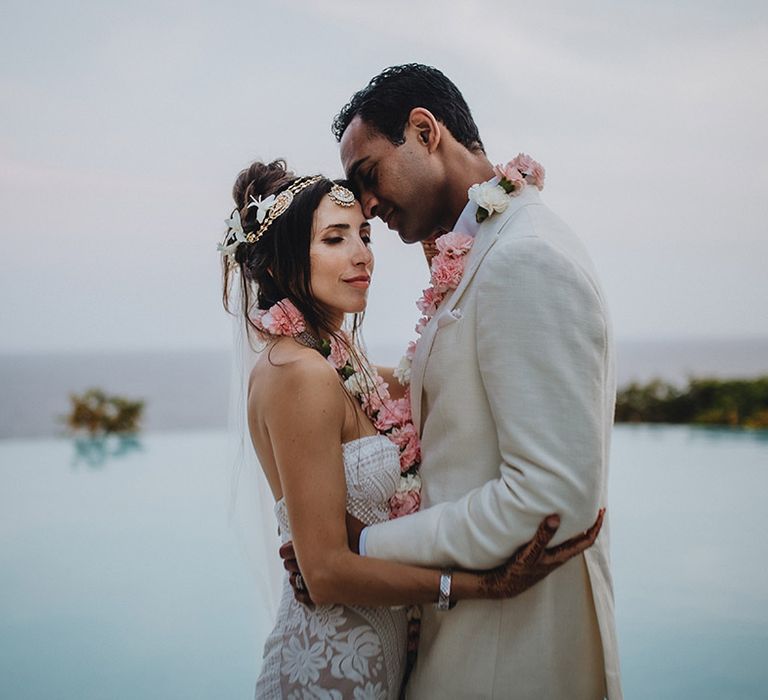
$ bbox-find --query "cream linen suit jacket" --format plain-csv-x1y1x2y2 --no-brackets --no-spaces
365,186,622,699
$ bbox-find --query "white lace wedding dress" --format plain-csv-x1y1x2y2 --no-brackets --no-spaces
255,435,408,700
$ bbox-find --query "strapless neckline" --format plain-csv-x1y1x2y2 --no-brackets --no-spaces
274,434,399,514
342,433,392,449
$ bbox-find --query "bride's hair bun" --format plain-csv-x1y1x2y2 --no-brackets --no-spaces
232,159,295,211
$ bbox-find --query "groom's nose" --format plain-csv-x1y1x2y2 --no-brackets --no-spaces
359,190,379,219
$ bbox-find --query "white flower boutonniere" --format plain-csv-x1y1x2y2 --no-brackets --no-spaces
468,181,510,220
469,153,545,223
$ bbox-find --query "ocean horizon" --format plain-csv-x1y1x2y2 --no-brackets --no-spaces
2,336,767,439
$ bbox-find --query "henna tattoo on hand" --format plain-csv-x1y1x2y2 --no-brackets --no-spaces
478,509,605,600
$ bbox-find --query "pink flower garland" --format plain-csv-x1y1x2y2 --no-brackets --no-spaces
248,232,474,520
252,299,306,336
389,154,543,513
386,230,475,517
469,153,546,223
248,154,544,519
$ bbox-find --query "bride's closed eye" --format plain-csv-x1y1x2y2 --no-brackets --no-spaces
323,235,372,247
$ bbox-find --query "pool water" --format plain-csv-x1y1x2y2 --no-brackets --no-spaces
1,426,767,699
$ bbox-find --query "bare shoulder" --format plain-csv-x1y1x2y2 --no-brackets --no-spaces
248,340,344,425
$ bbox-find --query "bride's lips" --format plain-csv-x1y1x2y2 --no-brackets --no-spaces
343,275,371,289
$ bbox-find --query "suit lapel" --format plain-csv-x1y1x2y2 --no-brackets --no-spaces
442,186,541,313
409,186,541,433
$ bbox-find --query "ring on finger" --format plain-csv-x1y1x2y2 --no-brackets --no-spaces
295,573,305,592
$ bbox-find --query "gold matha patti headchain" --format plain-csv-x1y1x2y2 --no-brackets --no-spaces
218,177,357,260
328,184,355,207
245,176,323,244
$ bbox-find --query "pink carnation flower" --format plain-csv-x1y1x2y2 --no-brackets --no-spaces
430,254,465,293
404,341,417,361
416,286,441,317
511,153,545,191
374,397,412,432
328,335,350,369
250,309,267,332
399,441,421,471
494,162,525,194
361,373,389,415
259,299,306,336
391,397,413,425
389,489,421,518
415,316,429,336
389,422,414,448
435,231,474,258
528,162,545,191
511,153,534,172
389,423,420,471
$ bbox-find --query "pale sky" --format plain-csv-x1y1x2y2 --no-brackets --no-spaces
1,0,766,355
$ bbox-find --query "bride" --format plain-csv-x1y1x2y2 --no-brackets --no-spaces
220,160,603,699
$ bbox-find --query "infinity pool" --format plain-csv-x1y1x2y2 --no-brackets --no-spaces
1,426,767,699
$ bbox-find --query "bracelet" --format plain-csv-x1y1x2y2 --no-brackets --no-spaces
436,568,453,611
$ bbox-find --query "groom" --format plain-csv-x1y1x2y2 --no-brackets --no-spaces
337,64,620,700
287,64,621,699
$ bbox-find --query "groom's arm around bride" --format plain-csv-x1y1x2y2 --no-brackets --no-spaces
363,194,620,700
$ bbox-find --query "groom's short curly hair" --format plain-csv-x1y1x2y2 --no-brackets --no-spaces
332,64,484,153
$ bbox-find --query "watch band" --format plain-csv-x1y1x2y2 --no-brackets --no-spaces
436,568,453,611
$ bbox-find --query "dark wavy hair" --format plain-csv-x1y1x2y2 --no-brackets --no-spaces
221,159,364,353
332,63,484,153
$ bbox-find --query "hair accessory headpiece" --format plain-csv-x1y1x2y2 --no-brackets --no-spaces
218,176,358,260
218,175,322,259
328,184,355,207
245,175,323,244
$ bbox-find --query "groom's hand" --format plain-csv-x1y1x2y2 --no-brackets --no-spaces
478,509,606,599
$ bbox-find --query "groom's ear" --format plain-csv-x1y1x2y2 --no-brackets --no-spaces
406,107,441,153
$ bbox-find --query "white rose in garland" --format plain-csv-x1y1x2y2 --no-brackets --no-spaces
393,354,412,385
468,181,509,219
470,153,546,223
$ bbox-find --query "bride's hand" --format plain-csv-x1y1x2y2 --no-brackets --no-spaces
279,541,313,607
477,509,605,600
